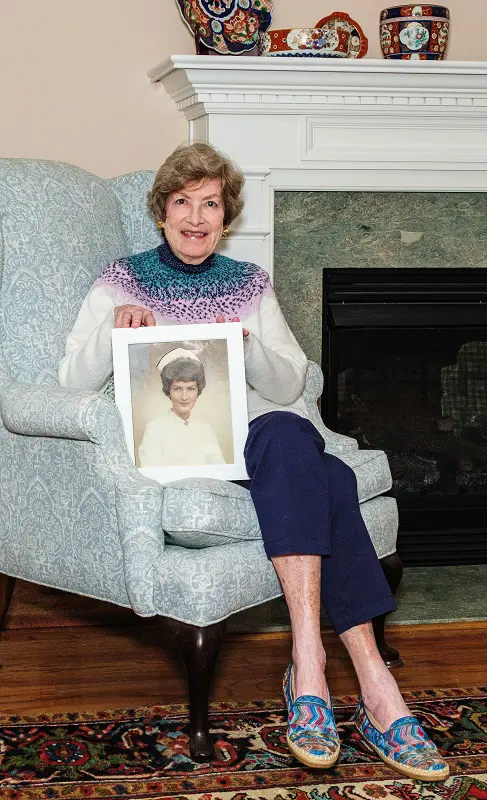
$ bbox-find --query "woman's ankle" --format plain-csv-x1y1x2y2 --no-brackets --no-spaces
291,655,330,703
360,675,410,729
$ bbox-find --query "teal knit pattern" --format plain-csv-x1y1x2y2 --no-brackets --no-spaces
96,239,272,324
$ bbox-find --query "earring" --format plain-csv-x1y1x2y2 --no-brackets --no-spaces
156,219,164,230
222,227,230,239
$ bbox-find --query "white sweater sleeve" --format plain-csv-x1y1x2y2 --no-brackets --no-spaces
59,278,307,408
58,285,116,391
243,291,308,405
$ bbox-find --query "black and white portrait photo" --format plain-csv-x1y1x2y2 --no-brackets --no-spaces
112,323,248,481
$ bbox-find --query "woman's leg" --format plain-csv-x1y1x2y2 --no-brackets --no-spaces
245,412,447,779
273,557,409,726
340,622,409,727
244,412,396,702
272,554,329,702
244,412,339,701
273,562,410,726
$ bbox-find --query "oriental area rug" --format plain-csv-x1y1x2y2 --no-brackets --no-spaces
0,688,485,800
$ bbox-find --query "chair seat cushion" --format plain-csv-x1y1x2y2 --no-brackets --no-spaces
338,449,392,504
162,478,261,548
161,448,392,549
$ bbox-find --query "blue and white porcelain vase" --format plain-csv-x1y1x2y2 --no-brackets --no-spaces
175,0,273,55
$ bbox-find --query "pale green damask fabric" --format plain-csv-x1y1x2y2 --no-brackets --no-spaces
359,496,398,561
302,362,358,454
339,450,392,504
0,160,129,384
107,172,160,255
162,478,260,549
153,541,283,625
0,158,399,626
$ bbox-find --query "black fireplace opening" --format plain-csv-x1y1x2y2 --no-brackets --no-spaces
322,268,487,566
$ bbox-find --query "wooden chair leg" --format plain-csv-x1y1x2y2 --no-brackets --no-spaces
373,552,404,669
0,574,16,669
164,617,226,762
0,574,16,632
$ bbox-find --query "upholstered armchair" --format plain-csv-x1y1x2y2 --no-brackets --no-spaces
0,159,402,762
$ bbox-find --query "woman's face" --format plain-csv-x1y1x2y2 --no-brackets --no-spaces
169,380,199,420
164,177,225,265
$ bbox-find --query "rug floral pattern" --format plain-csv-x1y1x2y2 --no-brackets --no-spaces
0,687,485,800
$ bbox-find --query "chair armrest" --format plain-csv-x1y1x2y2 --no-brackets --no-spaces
0,381,163,499
303,362,358,453
1,382,164,615
1,381,126,450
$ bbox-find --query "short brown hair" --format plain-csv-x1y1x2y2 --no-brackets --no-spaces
160,357,206,397
148,142,244,228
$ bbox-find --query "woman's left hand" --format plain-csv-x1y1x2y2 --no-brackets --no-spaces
216,315,249,337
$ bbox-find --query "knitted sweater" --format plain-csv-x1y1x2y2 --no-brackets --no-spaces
58,240,310,423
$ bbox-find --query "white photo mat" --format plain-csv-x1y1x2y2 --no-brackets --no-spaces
112,322,249,482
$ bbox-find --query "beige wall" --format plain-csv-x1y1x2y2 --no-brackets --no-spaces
1,1,486,178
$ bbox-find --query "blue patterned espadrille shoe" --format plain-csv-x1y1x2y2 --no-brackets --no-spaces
283,662,340,768
354,699,449,782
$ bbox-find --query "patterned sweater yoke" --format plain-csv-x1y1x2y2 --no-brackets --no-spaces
96,240,272,325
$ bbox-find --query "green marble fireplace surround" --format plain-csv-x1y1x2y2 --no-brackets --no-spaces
273,191,487,366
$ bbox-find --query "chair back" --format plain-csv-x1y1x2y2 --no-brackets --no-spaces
0,160,157,384
107,171,159,256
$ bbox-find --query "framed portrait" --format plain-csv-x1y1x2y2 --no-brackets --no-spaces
111,322,249,482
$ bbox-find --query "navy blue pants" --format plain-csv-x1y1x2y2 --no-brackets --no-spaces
241,412,396,636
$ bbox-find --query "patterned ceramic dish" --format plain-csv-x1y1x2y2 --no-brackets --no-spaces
314,11,368,58
175,0,273,55
258,26,351,57
380,5,450,60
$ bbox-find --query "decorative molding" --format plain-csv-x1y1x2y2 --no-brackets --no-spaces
172,92,487,115
242,168,272,179
227,228,270,240
149,55,487,120
302,116,487,165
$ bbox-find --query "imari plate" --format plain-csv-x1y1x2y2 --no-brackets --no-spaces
314,11,369,58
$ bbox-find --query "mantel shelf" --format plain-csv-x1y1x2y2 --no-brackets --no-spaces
150,55,487,81
150,56,487,121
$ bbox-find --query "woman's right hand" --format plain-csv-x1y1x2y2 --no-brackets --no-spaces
114,305,156,329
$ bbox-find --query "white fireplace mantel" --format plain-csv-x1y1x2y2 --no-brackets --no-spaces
149,55,487,275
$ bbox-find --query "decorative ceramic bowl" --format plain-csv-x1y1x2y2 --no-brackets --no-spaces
380,5,450,60
259,12,367,58
315,12,368,58
175,0,273,55
258,26,351,57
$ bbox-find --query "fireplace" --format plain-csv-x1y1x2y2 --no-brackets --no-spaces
322,268,487,566
155,57,487,566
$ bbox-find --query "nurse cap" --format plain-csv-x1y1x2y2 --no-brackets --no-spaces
156,347,202,374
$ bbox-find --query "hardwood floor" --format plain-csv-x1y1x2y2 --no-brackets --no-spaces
0,621,485,714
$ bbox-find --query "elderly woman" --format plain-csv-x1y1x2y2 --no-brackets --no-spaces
58,143,448,781
138,348,225,467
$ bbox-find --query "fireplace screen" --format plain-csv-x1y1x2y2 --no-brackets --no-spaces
330,328,487,507
322,268,487,565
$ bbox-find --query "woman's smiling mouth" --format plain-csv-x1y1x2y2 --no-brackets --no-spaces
181,230,207,239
